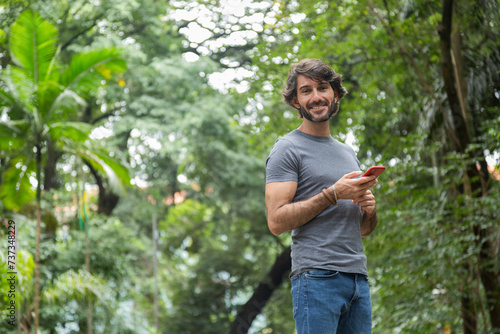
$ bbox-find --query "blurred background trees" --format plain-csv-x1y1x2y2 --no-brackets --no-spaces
0,0,498,333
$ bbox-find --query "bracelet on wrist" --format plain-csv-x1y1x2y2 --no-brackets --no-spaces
331,185,338,203
322,187,338,205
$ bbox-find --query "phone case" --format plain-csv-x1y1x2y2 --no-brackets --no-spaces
362,166,385,177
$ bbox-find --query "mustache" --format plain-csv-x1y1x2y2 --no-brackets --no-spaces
307,101,328,108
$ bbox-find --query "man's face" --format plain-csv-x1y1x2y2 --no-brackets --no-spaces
292,75,338,123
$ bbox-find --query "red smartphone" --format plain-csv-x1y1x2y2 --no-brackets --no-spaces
362,166,386,178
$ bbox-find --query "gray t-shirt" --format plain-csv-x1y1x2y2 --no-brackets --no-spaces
266,129,367,277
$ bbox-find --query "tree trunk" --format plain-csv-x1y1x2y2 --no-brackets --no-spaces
43,140,62,191
460,262,478,334
96,189,120,216
438,0,469,154
439,0,500,330
229,246,291,334
475,224,500,329
461,294,478,334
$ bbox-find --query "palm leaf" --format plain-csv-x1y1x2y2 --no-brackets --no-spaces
80,149,131,196
61,48,126,91
0,121,28,154
0,83,17,107
0,135,24,153
59,142,130,196
0,156,36,210
0,66,36,117
46,123,130,196
8,66,36,110
9,9,58,82
44,88,87,123
38,80,64,117
92,150,131,187
47,121,93,143
43,269,111,305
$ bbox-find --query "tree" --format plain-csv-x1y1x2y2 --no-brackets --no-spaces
438,1,499,329
0,9,129,332
241,0,499,332
0,0,496,332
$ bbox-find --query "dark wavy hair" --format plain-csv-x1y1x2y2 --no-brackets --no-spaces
282,59,348,116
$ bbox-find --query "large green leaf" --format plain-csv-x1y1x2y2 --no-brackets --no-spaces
46,120,131,197
0,134,24,153
9,9,58,83
92,150,131,187
44,88,87,123
47,121,93,143
61,144,131,196
61,48,127,91
0,83,17,107
8,66,36,110
0,156,36,210
81,149,131,196
0,120,28,154
0,66,36,116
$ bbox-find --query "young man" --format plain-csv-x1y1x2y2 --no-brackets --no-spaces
265,59,379,334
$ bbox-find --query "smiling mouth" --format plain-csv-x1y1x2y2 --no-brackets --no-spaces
309,103,328,111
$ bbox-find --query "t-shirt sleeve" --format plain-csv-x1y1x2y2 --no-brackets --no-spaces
350,147,361,169
266,138,300,184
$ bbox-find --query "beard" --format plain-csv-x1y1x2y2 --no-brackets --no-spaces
299,100,339,123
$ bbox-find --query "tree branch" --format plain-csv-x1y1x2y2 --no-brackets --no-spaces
229,247,291,334
90,107,121,125
61,14,104,51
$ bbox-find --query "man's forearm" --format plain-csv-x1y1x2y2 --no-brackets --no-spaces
268,192,331,235
360,211,378,237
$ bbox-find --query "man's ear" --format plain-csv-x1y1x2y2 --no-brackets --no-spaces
291,97,300,110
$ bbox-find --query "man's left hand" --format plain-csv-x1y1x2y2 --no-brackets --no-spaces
352,190,376,216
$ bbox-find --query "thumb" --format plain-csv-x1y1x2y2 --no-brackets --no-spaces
345,171,363,179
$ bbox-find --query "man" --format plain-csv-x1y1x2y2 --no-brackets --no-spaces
265,59,379,334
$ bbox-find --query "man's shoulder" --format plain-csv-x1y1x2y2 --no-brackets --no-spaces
279,129,314,146
272,130,300,149
335,139,357,155
281,129,301,140
331,138,353,149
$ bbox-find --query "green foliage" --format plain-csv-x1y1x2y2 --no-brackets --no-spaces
0,156,36,209
0,0,498,333
365,158,500,333
9,10,58,81
0,9,130,210
0,211,152,334
0,243,35,310
43,269,111,304
246,0,500,332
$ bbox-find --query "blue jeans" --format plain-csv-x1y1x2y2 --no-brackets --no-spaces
291,270,372,334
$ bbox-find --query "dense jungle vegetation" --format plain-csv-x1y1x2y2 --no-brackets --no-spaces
0,0,499,333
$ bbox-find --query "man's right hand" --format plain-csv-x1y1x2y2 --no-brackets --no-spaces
334,171,378,200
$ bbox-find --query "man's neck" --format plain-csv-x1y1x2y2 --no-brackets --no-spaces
297,120,331,137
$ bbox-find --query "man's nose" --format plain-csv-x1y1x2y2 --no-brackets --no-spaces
311,89,322,102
